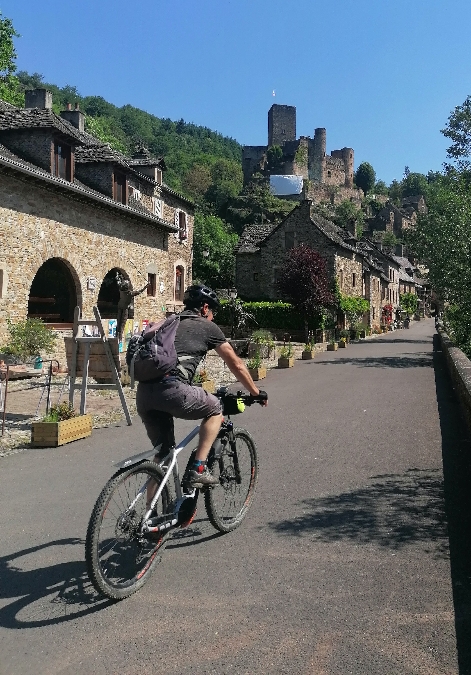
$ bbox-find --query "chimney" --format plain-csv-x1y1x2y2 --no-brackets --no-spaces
25,88,53,110
60,102,85,133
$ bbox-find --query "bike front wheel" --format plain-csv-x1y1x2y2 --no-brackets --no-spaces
204,428,258,533
85,461,171,600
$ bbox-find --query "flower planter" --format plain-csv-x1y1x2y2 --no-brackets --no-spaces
31,414,93,447
327,343,338,351
302,350,316,360
278,357,294,368
248,367,266,381
338,341,347,348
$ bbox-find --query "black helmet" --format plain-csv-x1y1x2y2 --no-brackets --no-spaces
183,284,220,310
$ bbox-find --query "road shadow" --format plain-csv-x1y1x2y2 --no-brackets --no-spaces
166,514,224,550
0,538,114,628
268,467,448,554
353,337,431,345
309,354,433,369
432,334,471,674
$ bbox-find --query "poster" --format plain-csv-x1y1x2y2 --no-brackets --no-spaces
133,321,140,336
141,319,149,332
108,319,117,338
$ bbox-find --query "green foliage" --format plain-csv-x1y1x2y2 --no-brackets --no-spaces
333,200,365,234
373,180,389,196
246,352,262,369
402,172,429,199
84,116,128,154
266,145,284,173
42,401,76,423
217,301,323,331
279,342,294,358
2,318,57,361
354,162,376,195
0,12,23,106
250,329,275,348
339,295,370,328
192,213,238,287
400,292,418,317
441,95,471,169
223,178,294,235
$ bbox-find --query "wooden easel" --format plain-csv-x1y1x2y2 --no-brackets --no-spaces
68,306,132,425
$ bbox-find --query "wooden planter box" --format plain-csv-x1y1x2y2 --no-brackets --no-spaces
248,367,266,381
302,350,316,360
327,343,338,351
278,357,294,368
201,380,216,393
338,341,347,348
31,414,93,447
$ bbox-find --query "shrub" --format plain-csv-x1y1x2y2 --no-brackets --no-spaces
217,301,324,331
42,402,76,423
2,318,57,362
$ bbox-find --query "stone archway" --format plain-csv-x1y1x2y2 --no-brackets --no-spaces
97,268,130,319
28,258,78,324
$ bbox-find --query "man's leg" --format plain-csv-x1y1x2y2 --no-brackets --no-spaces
194,412,223,462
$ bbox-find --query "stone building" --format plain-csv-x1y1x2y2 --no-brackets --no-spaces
236,200,397,327
0,89,193,364
242,104,362,206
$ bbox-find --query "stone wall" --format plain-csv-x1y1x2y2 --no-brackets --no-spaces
0,170,192,361
1,130,54,173
75,162,114,198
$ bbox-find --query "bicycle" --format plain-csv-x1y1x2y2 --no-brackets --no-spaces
85,387,265,600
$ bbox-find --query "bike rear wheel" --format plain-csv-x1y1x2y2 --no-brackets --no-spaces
85,461,171,600
204,428,258,533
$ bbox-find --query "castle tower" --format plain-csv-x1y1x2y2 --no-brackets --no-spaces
268,104,296,147
341,147,354,188
312,128,326,183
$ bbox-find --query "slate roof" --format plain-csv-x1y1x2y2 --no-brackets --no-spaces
0,141,178,232
129,147,166,169
236,222,277,253
0,107,86,144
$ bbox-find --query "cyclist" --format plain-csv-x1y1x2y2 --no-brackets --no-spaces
136,284,267,488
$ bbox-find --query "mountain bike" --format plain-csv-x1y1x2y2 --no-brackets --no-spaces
85,388,265,600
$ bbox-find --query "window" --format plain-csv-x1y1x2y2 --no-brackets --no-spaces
352,273,356,288
327,170,331,178
339,269,344,289
147,273,156,296
53,141,72,181
153,198,162,218
113,172,127,204
284,231,295,250
175,266,184,301
372,307,376,320
175,211,188,240
156,168,162,184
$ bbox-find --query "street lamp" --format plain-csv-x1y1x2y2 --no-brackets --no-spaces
228,288,238,338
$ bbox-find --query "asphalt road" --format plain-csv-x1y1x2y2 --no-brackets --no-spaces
1,318,471,675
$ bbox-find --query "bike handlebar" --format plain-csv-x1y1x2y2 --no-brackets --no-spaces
216,387,268,406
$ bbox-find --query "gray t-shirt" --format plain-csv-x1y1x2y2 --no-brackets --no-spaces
174,309,227,382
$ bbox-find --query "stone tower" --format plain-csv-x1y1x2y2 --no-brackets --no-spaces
311,128,326,182
268,104,296,147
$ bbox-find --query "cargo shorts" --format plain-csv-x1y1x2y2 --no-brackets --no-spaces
136,377,222,451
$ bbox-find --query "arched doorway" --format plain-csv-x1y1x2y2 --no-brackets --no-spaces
97,268,130,319
28,258,78,323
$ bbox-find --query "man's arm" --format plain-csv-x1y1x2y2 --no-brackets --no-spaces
131,282,150,297
215,342,264,399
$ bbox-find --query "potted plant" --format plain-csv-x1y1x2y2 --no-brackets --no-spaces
1,318,57,365
278,342,295,368
302,331,316,360
249,329,276,360
31,402,92,447
326,338,338,351
339,329,350,344
194,368,216,393
246,351,266,380
338,336,347,348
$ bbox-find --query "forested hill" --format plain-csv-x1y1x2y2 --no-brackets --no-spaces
16,72,242,197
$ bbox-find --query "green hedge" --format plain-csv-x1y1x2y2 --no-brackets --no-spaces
218,301,323,331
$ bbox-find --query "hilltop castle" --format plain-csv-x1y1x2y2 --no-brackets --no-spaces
242,104,362,205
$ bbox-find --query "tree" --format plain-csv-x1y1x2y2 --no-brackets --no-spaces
266,145,283,173
354,162,376,195
0,12,22,106
402,172,429,199
224,178,294,235
183,164,212,202
339,295,370,328
373,180,389,196
333,199,364,236
399,292,418,317
277,245,334,340
192,213,238,288
441,95,471,168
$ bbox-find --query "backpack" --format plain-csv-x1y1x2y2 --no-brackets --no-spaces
126,314,189,388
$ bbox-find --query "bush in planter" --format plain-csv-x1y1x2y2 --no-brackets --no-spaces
249,329,275,359
247,352,263,369
1,318,57,363
42,402,76,423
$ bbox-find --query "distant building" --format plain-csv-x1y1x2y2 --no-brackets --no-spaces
242,104,362,206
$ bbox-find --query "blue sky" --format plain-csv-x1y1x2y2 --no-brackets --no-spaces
3,0,471,183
